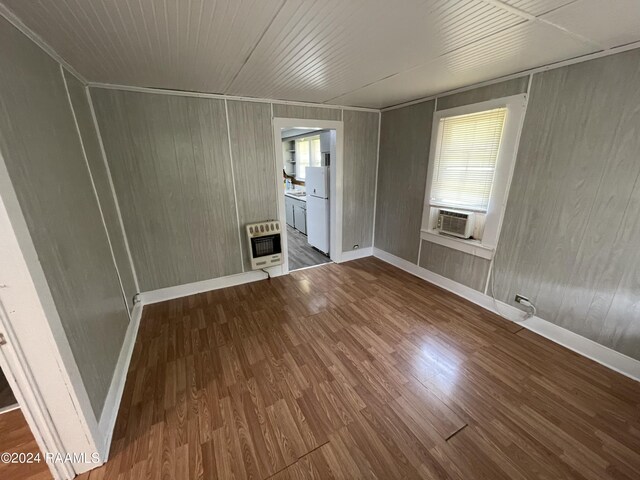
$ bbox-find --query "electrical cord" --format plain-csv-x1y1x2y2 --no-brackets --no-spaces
488,251,536,323
519,298,537,319
262,268,271,280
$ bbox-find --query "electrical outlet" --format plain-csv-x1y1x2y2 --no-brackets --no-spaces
515,294,529,304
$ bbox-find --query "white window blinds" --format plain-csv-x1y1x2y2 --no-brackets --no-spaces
430,107,507,212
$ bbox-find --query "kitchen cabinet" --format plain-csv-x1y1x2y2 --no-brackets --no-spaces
285,198,295,227
285,194,307,234
283,139,296,176
294,203,307,234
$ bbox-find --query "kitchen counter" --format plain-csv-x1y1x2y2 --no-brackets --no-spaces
285,190,306,202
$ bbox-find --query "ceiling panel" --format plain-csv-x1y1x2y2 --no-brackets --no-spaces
501,0,578,16
331,21,597,108
0,0,638,108
1,0,286,92
541,0,640,49
227,0,523,103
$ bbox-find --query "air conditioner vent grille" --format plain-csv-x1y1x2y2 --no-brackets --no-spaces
441,214,467,236
436,209,475,239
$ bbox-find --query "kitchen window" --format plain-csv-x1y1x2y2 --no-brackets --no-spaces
422,94,528,259
296,135,321,180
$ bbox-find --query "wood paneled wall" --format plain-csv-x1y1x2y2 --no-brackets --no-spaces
0,17,129,417
64,72,138,309
342,110,379,250
226,100,278,272
91,89,243,291
375,77,530,267
419,241,490,292
272,103,342,121
493,49,640,360
436,76,529,111
375,50,640,360
91,94,380,291
374,100,434,262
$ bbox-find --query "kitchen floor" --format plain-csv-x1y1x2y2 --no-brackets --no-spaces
287,225,331,271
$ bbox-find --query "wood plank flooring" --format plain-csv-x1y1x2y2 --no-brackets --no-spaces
79,258,640,479
287,225,331,271
0,408,52,480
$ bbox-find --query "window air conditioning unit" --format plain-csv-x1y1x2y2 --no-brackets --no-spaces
436,209,475,239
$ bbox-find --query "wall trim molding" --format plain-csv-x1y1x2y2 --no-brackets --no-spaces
60,65,132,322
88,82,380,113
86,87,141,295
372,248,640,383
420,230,495,260
139,268,284,305
97,302,143,460
273,118,345,272
340,247,373,262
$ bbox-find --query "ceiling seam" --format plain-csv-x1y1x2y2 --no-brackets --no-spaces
322,18,530,105
222,0,288,94
480,0,606,50
325,0,612,107
380,40,640,111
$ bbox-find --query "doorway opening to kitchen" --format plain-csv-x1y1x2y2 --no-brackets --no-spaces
273,118,343,273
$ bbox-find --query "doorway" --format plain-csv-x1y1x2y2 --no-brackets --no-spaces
0,368,17,413
273,118,343,274
0,365,50,480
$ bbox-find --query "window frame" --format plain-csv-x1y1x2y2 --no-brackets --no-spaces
295,134,322,180
421,94,528,258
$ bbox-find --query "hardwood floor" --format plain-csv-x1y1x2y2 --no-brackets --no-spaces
80,258,640,479
0,409,52,480
287,225,331,271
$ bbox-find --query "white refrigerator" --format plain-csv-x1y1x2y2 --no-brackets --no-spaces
305,166,330,255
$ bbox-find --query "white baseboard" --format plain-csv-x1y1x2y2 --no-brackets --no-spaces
139,267,285,305
0,403,20,415
339,247,373,262
98,301,143,460
372,248,640,382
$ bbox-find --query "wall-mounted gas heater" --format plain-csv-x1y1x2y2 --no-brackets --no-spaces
246,221,283,270
436,209,475,239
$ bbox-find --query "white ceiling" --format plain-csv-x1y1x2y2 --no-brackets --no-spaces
2,0,640,108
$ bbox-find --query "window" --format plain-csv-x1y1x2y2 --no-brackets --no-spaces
422,94,527,257
430,108,506,212
296,135,321,179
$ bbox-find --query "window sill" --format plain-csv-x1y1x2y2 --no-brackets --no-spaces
420,230,494,260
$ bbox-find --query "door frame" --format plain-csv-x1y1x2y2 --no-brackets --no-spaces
272,118,344,274
0,151,100,479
